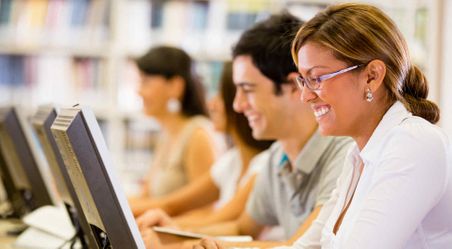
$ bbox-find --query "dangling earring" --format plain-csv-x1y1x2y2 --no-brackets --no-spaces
365,88,374,102
167,98,181,113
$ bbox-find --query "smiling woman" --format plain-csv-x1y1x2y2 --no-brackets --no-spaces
281,3,452,249
295,41,372,138
129,46,222,217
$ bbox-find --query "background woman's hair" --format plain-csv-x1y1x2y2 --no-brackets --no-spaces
220,62,273,151
291,3,439,123
136,45,208,117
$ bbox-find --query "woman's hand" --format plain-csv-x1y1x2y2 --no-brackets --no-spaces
136,208,178,231
141,227,165,249
192,238,225,249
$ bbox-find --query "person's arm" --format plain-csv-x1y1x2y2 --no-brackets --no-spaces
192,211,265,238
140,227,199,249
136,209,177,231
190,205,322,249
185,128,217,182
131,172,220,217
139,212,264,249
173,204,215,223
175,175,258,228
141,206,322,249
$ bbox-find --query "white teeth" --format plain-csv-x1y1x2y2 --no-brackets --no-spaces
314,106,330,118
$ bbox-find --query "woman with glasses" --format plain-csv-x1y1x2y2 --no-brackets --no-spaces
287,3,452,249
194,3,452,249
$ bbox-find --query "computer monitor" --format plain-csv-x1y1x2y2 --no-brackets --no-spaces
31,105,98,248
0,107,53,217
0,143,27,217
51,106,145,248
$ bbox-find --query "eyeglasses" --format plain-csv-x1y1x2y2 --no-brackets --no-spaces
295,64,364,91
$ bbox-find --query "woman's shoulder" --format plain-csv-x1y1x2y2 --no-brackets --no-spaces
186,115,212,128
182,115,216,140
388,115,449,146
182,115,225,156
379,115,451,173
180,115,215,141
377,116,452,201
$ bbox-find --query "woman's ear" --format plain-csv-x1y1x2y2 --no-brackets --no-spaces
168,76,185,100
365,59,386,92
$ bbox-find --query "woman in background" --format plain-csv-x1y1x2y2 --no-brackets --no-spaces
137,62,273,247
130,46,221,216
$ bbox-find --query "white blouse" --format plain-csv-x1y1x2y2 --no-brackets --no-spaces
279,101,452,249
211,149,269,209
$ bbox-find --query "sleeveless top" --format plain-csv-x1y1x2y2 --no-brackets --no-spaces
149,116,215,197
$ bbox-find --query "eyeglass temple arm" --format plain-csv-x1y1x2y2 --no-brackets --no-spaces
319,64,362,81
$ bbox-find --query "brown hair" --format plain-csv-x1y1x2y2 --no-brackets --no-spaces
136,46,208,117
291,3,439,123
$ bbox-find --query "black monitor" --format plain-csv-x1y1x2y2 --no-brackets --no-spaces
0,107,53,217
31,105,98,248
51,106,145,248
0,143,27,217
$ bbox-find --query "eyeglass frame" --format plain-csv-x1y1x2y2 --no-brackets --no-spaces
295,63,365,91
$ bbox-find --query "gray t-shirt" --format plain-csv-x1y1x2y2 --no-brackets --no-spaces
246,132,352,239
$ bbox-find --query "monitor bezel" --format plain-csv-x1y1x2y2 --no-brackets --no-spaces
0,106,53,215
51,106,145,248
31,105,99,248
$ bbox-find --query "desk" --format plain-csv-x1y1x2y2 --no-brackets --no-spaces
0,236,15,249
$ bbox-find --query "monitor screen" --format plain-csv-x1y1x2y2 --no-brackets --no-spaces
31,105,99,248
0,107,53,216
51,106,145,248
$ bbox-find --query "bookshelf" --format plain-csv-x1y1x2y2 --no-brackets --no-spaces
0,0,444,193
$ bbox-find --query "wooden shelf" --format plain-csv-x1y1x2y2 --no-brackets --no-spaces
0,44,110,58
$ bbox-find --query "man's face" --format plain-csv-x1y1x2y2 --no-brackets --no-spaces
232,55,293,140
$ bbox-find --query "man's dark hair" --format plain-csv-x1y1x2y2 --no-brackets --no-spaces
232,12,304,94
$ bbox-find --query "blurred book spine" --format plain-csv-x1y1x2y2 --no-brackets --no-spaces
0,54,107,109
0,0,110,48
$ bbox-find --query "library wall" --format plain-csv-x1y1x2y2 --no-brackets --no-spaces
0,0,448,193
440,0,452,136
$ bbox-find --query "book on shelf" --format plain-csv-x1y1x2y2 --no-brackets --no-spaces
196,60,224,98
0,54,108,110
0,0,110,48
121,0,210,56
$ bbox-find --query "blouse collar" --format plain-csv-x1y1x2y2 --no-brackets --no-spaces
359,101,412,164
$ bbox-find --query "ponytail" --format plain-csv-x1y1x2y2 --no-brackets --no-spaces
401,65,440,124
